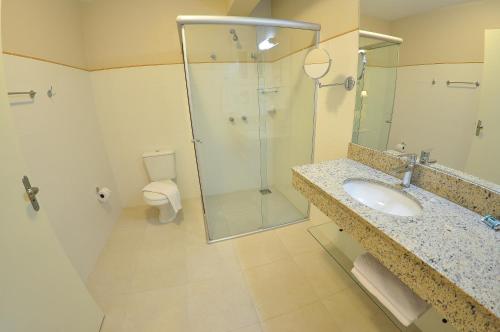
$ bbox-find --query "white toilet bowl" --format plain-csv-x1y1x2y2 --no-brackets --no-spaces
143,181,178,223
143,191,176,223
142,150,181,224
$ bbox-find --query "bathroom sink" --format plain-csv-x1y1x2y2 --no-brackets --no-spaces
343,179,422,217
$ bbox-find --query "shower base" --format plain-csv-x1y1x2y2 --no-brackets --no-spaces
204,187,306,241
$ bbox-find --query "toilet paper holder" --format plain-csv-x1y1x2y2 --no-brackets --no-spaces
95,186,111,202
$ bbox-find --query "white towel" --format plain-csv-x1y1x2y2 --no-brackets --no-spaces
143,181,182,213
351,253,429,327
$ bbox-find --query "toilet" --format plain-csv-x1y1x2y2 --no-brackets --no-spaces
142,150,181,223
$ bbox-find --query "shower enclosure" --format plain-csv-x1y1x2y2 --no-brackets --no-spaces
352,31,401,151
178,16,319,241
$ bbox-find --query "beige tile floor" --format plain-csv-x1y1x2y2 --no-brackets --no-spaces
87,198,400,332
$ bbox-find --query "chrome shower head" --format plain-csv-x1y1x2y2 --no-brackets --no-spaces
358,49,368,80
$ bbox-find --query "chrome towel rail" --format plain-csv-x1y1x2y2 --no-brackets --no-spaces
446,80,480,87
8,90,37,99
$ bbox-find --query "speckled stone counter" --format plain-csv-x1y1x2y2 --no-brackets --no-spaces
292,159,500,332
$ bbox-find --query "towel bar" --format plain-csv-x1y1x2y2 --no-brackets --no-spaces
8,90,37,99
446,80,480,87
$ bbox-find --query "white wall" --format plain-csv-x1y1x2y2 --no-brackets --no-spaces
310,30,359,225
314,31,358,162
3,54,121,280
90,65,201,207
388,63,482,170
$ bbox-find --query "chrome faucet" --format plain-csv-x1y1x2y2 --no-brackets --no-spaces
392,153,417,188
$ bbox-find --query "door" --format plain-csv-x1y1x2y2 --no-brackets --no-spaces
182,24,263,241
465,29,500,184
0,11,104,331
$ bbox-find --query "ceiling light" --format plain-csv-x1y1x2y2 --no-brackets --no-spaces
258,37,279,51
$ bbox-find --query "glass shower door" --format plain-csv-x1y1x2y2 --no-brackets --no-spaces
184,24,263,240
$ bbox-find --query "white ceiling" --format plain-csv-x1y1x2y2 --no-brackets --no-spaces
361,0,482,21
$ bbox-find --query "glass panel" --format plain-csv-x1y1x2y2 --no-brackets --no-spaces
183,24,316,241
353,40,399,151
256,27,316,228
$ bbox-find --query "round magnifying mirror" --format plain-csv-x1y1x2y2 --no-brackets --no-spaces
303,48,331,79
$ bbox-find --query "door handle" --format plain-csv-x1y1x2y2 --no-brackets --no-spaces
475,120,484,136
22,176,40,211
476,120,484,136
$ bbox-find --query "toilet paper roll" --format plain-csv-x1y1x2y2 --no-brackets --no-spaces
395,142,407,153
96,187,112,203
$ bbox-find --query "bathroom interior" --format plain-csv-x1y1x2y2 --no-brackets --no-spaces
0,0,498,331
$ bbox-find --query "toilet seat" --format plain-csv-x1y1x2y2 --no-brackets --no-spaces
143,180,177,206
143,191,168,202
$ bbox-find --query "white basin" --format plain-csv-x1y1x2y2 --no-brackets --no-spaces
343,179,422,217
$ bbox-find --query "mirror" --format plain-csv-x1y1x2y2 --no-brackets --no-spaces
304,48,331,79
355,0,500,188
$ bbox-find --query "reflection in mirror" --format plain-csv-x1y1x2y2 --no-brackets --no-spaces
353,31,402,151
356,0,500,187
303,48,331,79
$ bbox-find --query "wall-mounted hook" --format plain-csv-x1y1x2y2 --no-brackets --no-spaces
47,86,56,98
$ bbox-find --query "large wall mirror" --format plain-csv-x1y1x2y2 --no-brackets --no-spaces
356,0,500,188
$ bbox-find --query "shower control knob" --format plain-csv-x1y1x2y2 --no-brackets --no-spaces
241,116,247,121
229,117,235,123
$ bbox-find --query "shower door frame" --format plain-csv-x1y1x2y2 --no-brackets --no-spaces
177,15,321,243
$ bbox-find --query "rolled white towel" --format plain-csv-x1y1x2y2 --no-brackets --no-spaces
351,253,430,327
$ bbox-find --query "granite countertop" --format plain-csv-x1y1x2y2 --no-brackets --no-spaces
293,158,500,318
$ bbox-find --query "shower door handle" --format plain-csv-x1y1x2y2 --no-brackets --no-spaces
22,175,40,211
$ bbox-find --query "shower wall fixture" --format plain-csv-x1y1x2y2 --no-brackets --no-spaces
177,15,319,241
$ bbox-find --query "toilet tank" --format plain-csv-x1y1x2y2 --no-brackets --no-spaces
143,150,176,181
